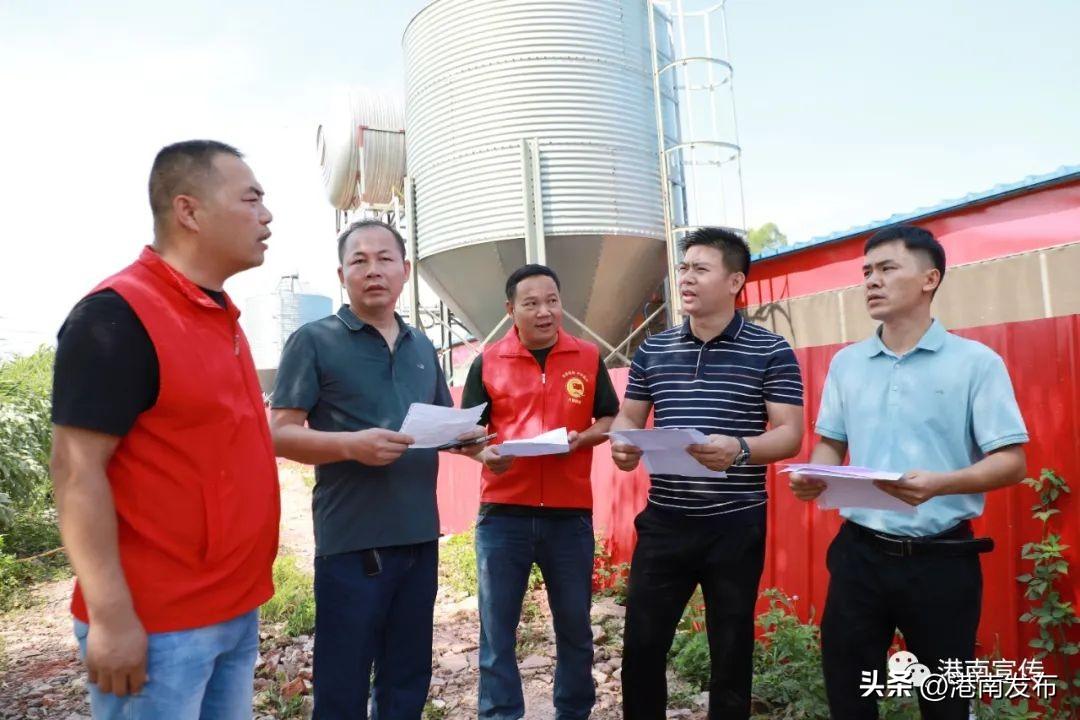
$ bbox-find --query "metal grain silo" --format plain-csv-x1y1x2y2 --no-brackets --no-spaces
244,275,333,393
403,0,666,348
317,89,407,211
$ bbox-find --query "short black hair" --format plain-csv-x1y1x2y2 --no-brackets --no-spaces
678,226,751,279
505,264,561,302
149,140,243,228
336,219,407,264
864,224,946,280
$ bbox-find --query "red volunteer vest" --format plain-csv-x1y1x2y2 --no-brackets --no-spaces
70,247,280,633
481,328,599,508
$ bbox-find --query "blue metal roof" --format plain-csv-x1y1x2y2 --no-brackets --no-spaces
752,164,1080,262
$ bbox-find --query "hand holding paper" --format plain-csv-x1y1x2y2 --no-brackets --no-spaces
608,428,726,478
782,464,914,514
496,427,570,457
348,428,414,466
873,469,946,507
610,437,644,472
398,403,487,449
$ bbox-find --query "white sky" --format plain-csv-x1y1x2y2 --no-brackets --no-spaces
1,0,1077,356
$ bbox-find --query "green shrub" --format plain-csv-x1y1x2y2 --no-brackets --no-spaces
0,348,63,611
262,555,315,637
750,589,829,719
665,588,921,719
0,536,31,611
1015,469,1079,719
750,590,921,719
0,347,55,528
440,527,479,596
591,535,630,601
5,508,62,561
670,629,711,690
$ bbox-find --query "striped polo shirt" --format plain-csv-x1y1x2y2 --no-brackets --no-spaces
625,313,804,521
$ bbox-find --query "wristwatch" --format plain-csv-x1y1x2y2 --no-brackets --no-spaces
732,437,751,466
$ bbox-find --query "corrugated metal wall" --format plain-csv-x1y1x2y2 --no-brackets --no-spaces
437,313,1080,664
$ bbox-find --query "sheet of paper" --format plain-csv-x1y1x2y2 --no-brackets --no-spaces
398,402,486,449
781,464,914,514
496,427,570,457
782,463,902,482
609,428,725,479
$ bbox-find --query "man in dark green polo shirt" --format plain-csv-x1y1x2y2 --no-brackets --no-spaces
270,219,483,719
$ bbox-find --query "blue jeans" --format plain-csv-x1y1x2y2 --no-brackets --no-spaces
313,541,437,720
475,513,596,720
73,609,259,720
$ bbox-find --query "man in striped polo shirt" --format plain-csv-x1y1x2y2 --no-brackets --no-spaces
611,227,805,719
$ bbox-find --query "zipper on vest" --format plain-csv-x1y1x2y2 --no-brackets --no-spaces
539,369,546,507
234,331,240,356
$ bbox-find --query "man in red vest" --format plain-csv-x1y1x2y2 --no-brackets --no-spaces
50,140,280,720
461,264,620,720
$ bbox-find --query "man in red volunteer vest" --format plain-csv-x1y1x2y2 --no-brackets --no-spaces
461,264,620,720
50,140,280,720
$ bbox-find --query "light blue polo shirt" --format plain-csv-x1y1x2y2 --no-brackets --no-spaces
815,319,1028,536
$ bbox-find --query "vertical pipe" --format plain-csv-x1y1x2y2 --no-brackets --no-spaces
719,3,747,229
522,138,547,265
405,175,421,328
648,1,682,325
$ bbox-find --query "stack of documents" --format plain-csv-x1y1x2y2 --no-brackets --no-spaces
495,427,570,457
608,428,725,478
780,464,914,514
398,403,486,449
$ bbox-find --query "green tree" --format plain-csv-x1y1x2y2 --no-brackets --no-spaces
746,222,787,255
0,347,64,609
0,347,54,526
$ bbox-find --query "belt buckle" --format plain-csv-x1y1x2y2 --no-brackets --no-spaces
876,533,913,557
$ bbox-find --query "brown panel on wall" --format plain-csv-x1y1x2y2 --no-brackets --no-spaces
745,293,844,349
933,252,1044,330
1045,242,1080,317
790,292,844,349
744,243,1078,349
841,286,877,343
744,299,794,340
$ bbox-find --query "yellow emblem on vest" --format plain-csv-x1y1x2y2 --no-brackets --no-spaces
566,377,586,399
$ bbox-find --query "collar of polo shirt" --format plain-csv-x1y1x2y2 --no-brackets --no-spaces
679,313,745,343
334,305,411,336
865,318,947,358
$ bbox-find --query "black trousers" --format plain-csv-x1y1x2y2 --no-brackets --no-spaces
622,505,767,720
821,522,983,720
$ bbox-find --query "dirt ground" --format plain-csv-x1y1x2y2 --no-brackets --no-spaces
0,464,707,719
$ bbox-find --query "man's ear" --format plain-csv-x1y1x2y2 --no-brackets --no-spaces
730,271,747,296
505,299,514,317
923,268,942,294
173,194,200,233
337,265,345,287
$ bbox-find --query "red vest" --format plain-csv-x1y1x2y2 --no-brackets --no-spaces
70,247,280,633
481,328,599,508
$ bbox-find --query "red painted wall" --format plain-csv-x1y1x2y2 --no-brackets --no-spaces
742,179,1080,307
437,314,1080,663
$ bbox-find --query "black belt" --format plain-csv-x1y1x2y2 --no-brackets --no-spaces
846,520,994,557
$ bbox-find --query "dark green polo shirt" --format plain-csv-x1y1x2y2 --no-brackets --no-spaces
272,306,453,556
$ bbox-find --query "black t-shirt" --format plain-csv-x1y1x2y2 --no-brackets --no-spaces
51,288,227,436
462,344,621,518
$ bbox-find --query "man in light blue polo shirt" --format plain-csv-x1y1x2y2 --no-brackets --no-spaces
791,225,1027,720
